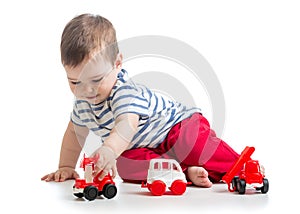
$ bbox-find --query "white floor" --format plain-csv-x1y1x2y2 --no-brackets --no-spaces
4,135,297,214
10,172,292,214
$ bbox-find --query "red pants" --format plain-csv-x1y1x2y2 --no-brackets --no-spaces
117,113,239,183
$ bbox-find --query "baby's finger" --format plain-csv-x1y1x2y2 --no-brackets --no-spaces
72,171,80,179
59,171,68,182
92,165,101,177
54,171,62,182
41,174,50,181
111,165,117,178
96,156,105,171
98,168,109,181
42,173,54,182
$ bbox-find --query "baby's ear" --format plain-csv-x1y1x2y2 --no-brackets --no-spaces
115,53,123,68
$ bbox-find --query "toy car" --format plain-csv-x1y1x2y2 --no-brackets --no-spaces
141,158,189,196
222,146,269,194
73,154,117,200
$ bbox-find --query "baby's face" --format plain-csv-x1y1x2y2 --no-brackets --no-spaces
65,53,118,104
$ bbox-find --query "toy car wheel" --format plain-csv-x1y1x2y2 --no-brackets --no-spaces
261,178,269,194
73,185,84,198
170,180,186,195
73,193,84,198
231,176,239,192
237,179,246,194
84,186,98,201
150,180,166,196
103,184,117,199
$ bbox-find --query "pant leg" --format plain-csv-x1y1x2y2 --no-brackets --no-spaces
117,113,240,183
155,113,240,182
116,148,160,183
202,129,240,182
117,146,183,183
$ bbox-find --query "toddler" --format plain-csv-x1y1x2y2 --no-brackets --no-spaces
41,13,240,187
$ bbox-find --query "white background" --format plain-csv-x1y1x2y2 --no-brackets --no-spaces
0,0,299,213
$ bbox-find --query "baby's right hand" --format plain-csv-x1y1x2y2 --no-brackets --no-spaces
41,167,79,182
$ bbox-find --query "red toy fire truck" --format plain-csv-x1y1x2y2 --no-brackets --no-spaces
73,154,117,200
222,146,269,194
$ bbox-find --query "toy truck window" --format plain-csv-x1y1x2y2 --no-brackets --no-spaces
153,162,173,170
171,163,179,171
153,162,160,170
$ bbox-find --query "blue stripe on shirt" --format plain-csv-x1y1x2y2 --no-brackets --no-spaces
78,109,92,114
111,94,148,107
96,107,111,119
132,119,161,148
100,118,114,128
113,103,148,115
82,118,95,123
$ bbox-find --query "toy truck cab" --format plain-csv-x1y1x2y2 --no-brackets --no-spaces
141,159,188,196
73,154,117,200
241,160,264,183
222,146,269,194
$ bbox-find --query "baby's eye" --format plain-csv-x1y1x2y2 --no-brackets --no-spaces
92,78,103,83
70,81,81,85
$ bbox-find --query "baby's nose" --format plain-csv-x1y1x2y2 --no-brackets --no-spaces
83,84,95,93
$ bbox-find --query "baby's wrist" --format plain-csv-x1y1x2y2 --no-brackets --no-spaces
101,144,118,158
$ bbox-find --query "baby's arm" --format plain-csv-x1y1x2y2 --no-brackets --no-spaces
94,113,139,179
107,113,139,156
41,121,89,182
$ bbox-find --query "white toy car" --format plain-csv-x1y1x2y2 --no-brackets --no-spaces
141,159,189,196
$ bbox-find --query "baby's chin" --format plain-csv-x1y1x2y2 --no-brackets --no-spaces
76,94,106,105
87,97,105,105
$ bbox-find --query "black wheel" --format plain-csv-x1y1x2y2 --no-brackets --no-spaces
73,185,84,198
261,178,269,194
73,193,84,198
84,186,98,201
231,176,239,192
237,179,246,194
103,184,117,199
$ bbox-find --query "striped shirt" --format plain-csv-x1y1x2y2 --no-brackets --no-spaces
71,69,201,149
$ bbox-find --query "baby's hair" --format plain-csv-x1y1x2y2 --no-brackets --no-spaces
60,13,119,68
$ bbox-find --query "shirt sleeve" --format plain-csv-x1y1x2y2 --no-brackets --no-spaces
110,83,150,119
70,102,86,127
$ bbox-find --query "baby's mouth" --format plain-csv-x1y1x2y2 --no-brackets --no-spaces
86,94,99,100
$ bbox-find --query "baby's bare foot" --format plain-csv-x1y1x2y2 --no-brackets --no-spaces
187,166,213,188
